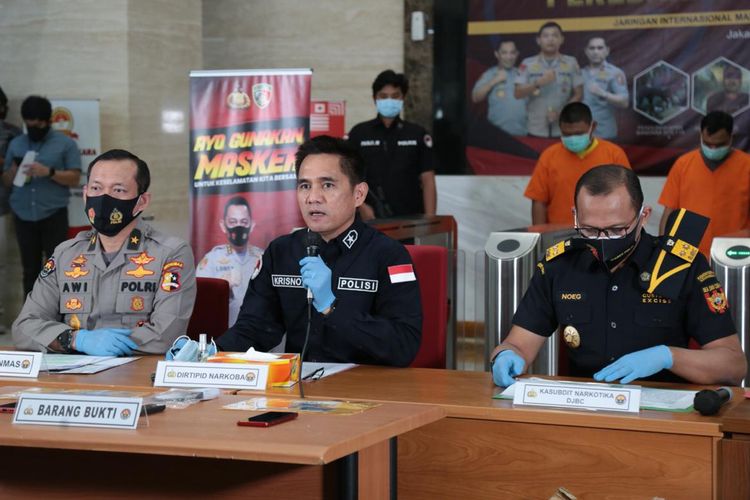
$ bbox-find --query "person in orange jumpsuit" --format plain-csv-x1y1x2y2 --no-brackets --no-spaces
524,102,631,225
659,111,750,258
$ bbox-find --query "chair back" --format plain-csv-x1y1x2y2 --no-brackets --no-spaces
187,277,230,341
405,245,449,368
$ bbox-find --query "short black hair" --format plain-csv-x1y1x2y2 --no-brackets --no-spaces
372,70,409,97
88,149,151,195
495,39,517,51
223,196,251,219
21,95,52,121
701,111,734,135
295,135,365,187
538,21,563,36
575,164,643,212
560,102,593,125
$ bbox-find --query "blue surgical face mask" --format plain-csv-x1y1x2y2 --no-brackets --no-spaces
701,140,731,162
376,98,403,118
561,126,592,154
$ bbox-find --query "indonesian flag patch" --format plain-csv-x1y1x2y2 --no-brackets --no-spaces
388,264,416,283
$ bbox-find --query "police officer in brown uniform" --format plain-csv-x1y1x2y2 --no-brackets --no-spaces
12,149,196,355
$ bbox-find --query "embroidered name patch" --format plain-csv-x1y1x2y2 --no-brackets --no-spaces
271,275,303,288
337,277,378,292
558,292,585,301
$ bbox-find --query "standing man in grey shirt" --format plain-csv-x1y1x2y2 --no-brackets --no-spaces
582,36,628,140
472,40,528,136
515,21,583,138
2,95,81,296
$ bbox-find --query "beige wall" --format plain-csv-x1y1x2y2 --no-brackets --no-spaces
0,0,202,328
202,0,405,130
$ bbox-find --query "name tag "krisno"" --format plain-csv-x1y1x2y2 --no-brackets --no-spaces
154,361,269,390
0,351,43,378
513,380,641,413
14,393,142,429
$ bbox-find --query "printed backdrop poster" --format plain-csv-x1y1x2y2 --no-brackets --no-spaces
189,69,310,321
466,2,750,175
189,69,310,257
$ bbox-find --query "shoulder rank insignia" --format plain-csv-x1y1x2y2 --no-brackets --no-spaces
127,229,143,250
644,208,709,299
545,239,580,262
545,240,567,261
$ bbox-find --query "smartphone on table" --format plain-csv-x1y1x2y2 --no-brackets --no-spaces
237,411,298,427
0,402,17,414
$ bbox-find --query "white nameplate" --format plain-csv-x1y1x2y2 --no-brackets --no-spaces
0,351,43,378
154,361,269,390
513,380,641,413
13,393,142,429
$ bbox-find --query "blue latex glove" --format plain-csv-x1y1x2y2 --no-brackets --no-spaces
166,336,217,361
75,328,137,356
492,350,526,387
299,255,335,313
593,345,673,384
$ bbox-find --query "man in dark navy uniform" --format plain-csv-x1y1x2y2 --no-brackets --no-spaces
491,164,746,386
347,70,436,219
216,136,422,366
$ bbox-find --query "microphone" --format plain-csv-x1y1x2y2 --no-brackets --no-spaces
299,230,322,399
693,387,733,416
304,231,323,301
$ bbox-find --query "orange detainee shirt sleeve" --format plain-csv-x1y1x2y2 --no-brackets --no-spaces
524,149,553,204
658,154,686,210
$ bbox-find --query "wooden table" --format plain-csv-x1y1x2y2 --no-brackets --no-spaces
6,357,749,499
0,376,443,499
719,396,750,500
264,366,742,499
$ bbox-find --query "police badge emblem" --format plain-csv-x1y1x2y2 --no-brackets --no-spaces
252,83,273,109
563,325,581,348
226,87,251,109
110,208,123,225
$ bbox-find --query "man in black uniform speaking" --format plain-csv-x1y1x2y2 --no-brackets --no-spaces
491,165,746,386
215,136,422,366
347,70,436,220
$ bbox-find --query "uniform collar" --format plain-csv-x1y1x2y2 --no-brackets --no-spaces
329,216,366,253
627,229,656,273
375,115,402,129
86,219,150,253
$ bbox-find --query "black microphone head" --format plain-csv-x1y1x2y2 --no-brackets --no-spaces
304,230,323,257
693,388,732,416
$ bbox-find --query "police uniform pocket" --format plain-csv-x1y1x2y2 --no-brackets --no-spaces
556,304,592,324
554,291,591,324
60,293,93,314
634,302,678,328
115,292,154,326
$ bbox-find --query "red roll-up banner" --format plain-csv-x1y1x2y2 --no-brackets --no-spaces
189,69,311,322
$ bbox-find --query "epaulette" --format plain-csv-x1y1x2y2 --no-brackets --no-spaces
544,238,586,262
642,208,708,299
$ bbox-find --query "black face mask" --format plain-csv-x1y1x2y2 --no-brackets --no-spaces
226,225,250,247
589,226,641,273
27,125,50,142
85,194,141,236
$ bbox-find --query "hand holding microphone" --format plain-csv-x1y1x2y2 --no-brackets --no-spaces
299,256,335,312
300,231,335,313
